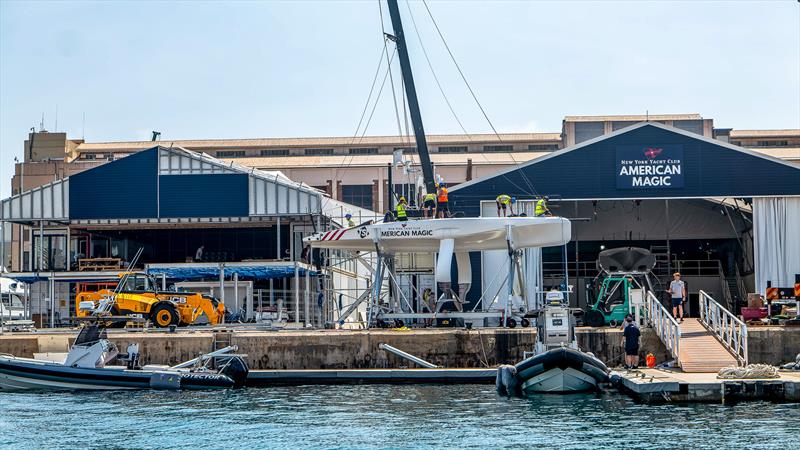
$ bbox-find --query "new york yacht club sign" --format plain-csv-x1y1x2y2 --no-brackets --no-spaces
616,145,684,188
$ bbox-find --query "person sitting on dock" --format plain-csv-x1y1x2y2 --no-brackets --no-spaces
422,191,437,218
395,197,409,222
496,194,516,217
666,272,686,323
622,316,641,369
437,183,449,218
345,213,356,228
534,196,551,217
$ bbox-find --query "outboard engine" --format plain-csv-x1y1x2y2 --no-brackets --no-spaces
216,355,250,388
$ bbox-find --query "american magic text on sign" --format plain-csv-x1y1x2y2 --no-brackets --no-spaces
616,145,684,188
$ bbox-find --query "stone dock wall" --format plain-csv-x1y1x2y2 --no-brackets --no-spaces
1,327,795,369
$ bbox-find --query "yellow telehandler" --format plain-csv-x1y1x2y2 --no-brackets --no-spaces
76,272,225,327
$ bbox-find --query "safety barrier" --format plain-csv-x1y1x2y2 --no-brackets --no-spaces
698,290,748,365
644,291,681,360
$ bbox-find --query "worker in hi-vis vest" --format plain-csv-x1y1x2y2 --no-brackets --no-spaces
345,213,356,228
436,184,449,218
495,194,516,217
535,196,551,217
422,191,437,218
395,196,409,221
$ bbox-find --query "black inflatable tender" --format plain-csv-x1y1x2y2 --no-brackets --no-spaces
512,347,610,393
596,247,656,273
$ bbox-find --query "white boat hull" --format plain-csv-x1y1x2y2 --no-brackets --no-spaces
306,216,571,252
520,367,598,394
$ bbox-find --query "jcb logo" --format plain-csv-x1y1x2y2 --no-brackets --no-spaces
169,296,187,304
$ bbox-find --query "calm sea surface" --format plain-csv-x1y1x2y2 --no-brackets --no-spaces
0,384,797,449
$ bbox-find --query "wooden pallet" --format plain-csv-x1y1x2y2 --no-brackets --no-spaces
678,318,739,373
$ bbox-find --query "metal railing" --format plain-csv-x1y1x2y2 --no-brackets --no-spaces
644,291,681,360
698,290,748,365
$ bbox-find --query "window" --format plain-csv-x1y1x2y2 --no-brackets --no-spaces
216,150,246,158
730,141,742,146
673,120,704,136
341,185,373,210
757,140,789,147
528,144,559,151
305,148,334,156
611,121,637,131
573,121,604,144
438,146,468,153
348,147,378,155
260,149,290,157
82,154,96,160
483,145,514,153
395,147,416,155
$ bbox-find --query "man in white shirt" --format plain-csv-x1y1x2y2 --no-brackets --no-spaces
666,272,687,323
195,245,204,262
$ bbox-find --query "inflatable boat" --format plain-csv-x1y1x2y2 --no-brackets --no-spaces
514,347,610,393
0,325,248,391
497,291,610,395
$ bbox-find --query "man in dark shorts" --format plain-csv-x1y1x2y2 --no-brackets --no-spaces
666,272,687,323
622,316,641,369
422,192,437,218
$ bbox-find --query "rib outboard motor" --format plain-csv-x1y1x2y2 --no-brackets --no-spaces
216,355,250,388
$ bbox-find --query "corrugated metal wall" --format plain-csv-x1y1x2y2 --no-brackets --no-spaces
159,174,249,218
69,148,158,219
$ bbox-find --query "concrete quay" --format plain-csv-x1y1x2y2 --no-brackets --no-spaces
616,368,800,403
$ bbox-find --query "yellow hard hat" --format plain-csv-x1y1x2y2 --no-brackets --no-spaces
399,196,406,202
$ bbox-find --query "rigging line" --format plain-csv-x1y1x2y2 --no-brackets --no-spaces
351,41,389,145
379,0,405,139
421,0,502,142
405,0,472,140
333,47,398,185
420,0,540,198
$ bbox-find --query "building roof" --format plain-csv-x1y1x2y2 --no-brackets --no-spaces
225,151,550,169
74,132,561,153
729,129,800,138
563,113,703,122
452,121,800,200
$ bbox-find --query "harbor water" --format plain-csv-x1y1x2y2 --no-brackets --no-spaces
1,384,796,449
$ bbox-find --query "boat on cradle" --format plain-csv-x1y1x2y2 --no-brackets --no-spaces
0,324,249,391
497,292,610,394
306,216,571,252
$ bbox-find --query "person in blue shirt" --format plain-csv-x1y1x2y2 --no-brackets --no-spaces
622,315,641,369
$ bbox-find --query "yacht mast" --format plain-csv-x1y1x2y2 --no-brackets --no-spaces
385,0,436,193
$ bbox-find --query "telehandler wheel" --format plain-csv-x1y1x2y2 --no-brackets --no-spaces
151,303,180,328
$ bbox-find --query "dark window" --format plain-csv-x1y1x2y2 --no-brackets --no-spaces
82,154,96,160
438,146,468,153
216,150,246,158
483,145,514,152
341,185,373,210
673,120,704,136
757,140,789,147
527,144,559,151
348,147,378,155
611,121,637,131
573,121,604,144
260,149,290,157
392,184,417,205
730,141,742,146
305,148,334,156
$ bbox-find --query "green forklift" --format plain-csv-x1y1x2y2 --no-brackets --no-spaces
584,247,658,327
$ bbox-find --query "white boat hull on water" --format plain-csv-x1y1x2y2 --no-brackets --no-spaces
520,367,599,394
306,216,571,252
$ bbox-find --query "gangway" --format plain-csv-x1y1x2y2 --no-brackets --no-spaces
644,291,743,373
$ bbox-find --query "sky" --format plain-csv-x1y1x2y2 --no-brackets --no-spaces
1,0,799,198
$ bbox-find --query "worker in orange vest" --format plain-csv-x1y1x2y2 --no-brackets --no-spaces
437,183,449,218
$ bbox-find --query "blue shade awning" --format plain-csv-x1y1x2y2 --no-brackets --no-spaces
145,265,317,281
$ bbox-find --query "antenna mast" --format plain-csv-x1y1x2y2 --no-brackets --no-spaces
386,0,436,193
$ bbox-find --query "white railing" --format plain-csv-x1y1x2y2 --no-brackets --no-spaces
644,291,681,360
698,290,748,365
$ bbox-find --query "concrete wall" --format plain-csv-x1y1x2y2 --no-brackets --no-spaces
748,327,800,365
3,326,793,369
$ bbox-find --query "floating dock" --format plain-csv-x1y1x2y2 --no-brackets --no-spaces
616,368,800,403
247,368,496,386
